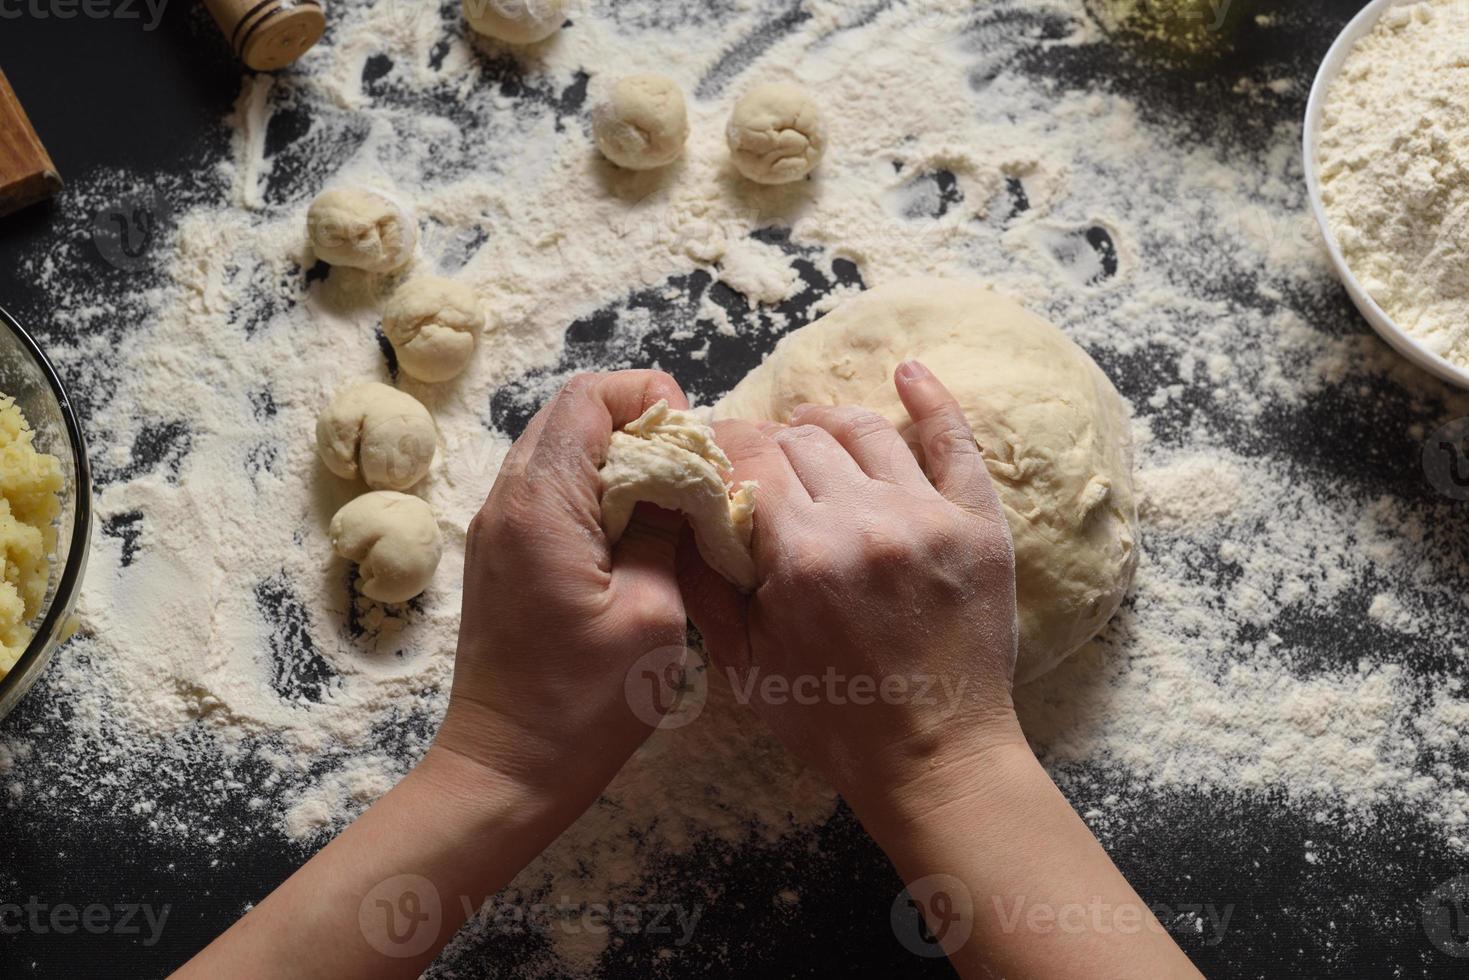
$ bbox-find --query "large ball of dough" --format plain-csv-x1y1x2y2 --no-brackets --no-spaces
306,187,418,273
463,0,568,44
330,491,443,603
383,277,484,383
592,75,689,171
716,279,1139,684
726,82,826,185
317,383,437,492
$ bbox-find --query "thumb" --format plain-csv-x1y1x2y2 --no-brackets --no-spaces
674,526,750,674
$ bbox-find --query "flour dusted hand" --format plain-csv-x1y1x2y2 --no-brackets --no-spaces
305,187,418,273
330,491,442,603
383,276,484,383
600,400,757,590
316,382,437,491
680,363,1022,812
726,82,826,184
436,370,693,801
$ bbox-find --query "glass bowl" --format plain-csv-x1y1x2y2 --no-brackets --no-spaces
0,306,92,721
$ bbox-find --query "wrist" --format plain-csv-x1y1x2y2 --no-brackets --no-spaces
410,742,542,819
432,695,637,820
842,712,1036,844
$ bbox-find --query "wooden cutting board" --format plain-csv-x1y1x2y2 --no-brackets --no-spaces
0,68,61,218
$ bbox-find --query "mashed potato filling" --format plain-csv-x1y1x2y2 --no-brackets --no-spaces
0,394,62,675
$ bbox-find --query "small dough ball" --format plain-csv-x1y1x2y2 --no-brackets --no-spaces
317,382,437,491
383,277,484,383
463,0,568,44
716,279,1139,684
306,187,418,273
726,82,826,185
592,75,689,170
330,491,443,603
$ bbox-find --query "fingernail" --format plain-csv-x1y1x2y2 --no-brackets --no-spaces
789,403,814,420
896,359,931,383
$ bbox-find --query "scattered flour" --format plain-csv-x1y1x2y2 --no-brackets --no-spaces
1,0,1468,975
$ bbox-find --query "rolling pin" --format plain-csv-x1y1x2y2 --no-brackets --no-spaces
203,0,327,72
0,69,61,218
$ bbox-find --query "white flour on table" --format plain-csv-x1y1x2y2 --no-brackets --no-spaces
3,0,1469,975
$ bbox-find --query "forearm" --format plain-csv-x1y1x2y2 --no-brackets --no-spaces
174,744,582,980
856,743,1202,980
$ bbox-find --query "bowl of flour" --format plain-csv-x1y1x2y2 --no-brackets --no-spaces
1306,0,1469,388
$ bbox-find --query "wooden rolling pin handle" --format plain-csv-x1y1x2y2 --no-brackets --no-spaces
202,0,327,72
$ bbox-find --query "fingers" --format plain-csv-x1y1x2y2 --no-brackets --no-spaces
675,527,751,676
477,370,689,564
789,404,929,488
496,369,686,493
893,360,1002,519
711,419,811,533
771,424,868,500
525,369,690,480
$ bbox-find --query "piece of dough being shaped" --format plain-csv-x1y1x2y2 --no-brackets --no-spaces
600,401,758,590
716,279,1138,683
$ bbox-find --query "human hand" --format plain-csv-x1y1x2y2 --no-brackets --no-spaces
678,361,1023,822
436,370,690,811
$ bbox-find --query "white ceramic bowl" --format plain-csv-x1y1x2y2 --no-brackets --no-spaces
1303,0,1469,389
